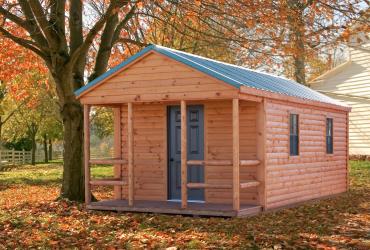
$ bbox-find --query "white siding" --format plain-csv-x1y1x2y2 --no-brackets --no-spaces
311,36,370,155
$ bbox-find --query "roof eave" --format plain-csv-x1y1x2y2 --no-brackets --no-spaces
240,86,351,112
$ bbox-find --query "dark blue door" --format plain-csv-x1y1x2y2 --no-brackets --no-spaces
168,105,204,201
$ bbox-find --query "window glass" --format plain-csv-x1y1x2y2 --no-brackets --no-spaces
290,114,299,156
326,118,333,154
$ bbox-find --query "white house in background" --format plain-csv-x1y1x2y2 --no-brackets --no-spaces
311,31,370,156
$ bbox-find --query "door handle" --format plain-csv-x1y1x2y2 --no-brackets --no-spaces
170,158,174,162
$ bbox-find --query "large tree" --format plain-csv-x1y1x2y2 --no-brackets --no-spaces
0,1,146,200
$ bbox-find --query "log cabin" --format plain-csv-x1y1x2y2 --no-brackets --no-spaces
75,44,351,217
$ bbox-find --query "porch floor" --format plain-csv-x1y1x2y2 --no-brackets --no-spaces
87,200,262,217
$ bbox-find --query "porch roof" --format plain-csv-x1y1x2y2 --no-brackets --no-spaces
75,44,346,108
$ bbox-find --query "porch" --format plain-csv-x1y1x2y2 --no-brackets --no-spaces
83,98,266,217
87,200,261,217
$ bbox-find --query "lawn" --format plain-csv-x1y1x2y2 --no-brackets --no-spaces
0,161,369,249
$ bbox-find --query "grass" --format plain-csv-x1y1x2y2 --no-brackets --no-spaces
0,163,113,186
0,161,369,249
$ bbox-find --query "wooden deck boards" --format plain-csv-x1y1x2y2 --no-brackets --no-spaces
87,200,261,217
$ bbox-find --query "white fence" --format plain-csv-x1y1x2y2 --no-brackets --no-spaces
0,149,63,168
0,149,31,166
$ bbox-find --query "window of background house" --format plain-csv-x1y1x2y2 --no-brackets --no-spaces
326,118,333,154
290,114,299,156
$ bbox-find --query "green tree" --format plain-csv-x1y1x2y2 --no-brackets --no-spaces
3,72,59,165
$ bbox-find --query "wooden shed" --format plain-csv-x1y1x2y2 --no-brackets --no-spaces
75,44,351,217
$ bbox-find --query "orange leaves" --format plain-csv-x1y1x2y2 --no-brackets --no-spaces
245,19,255,29
341,29,351,41
0,22,48,107
0,161,369,249
136,1,144,9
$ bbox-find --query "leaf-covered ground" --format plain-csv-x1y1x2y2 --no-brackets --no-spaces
0,161,369,249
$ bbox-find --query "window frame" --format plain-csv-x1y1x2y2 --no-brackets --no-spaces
326,117,334,154
289,113,299,156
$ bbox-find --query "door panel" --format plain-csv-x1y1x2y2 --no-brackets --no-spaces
168,105,204,201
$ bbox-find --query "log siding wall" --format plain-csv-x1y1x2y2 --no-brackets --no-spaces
120,103,167,201
205,101,258,204
264,99,348,209
80,52,238,104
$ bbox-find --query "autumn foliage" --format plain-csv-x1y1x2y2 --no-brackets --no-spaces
0,23,47,105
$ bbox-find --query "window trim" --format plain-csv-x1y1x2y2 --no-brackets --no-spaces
326,117,334,154
289,113,299,156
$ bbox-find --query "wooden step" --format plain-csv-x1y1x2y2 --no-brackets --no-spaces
187,160,232,166
240,160,260,166
187,183,232,189
90,178,126,186
240,181,260,189
89,158,127,165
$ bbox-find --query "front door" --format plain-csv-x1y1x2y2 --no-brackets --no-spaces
168,105,205,201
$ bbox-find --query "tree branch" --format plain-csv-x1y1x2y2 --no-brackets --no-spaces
28,0,58,49
67,1,129,70
0,6,29,30
87,12,119,82
18,0,49,50
0,26,49,63
49,0,67,48
111,5,136,44
1,99,28,126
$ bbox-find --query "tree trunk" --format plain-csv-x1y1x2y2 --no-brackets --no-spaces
60,97,85,201
43,134,48,163
287,1,307,86
292,33,306,85
48,139,52,161
31,136,36,165
50,55,86,202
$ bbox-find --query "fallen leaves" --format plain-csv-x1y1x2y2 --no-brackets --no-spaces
0,162,369,249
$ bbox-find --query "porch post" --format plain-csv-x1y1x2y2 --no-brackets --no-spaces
113,106,122,199
84,104,91,205
128,102,134,206
232,98,240,211
181,100,187,208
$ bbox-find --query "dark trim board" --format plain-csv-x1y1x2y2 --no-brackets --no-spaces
87,200,262,217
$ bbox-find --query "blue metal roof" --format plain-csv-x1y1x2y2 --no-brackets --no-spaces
75,44,345,107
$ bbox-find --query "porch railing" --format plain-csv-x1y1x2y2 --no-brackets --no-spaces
186,159,261,190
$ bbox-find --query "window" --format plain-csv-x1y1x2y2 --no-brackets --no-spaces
326,118,333,154
290,114,299,156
